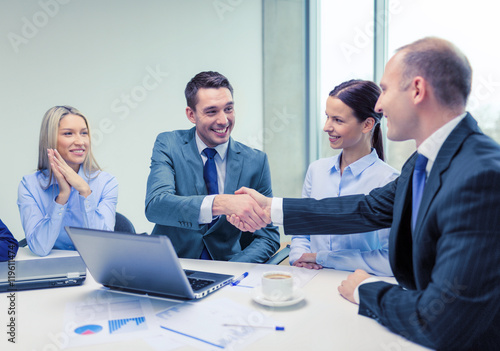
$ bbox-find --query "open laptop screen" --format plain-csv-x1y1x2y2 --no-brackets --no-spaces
65,227,233,299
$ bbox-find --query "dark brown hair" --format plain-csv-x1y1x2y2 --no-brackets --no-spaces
185,71,233,110
329,79,385,160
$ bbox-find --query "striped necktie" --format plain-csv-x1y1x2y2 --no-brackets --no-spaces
412,153,428,231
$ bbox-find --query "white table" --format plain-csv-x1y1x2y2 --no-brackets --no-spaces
0,258,430,350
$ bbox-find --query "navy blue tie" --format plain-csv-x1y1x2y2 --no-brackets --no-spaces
203,148,218,195
412,154,428,231
201,148,218,260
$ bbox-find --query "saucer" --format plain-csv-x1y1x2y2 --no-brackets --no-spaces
252,288,305,307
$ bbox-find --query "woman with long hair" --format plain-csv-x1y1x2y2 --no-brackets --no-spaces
18,106,118,256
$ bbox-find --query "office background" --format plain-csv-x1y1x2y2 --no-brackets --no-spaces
1,0,499,241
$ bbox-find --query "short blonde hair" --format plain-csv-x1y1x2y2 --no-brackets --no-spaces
38,106,100,187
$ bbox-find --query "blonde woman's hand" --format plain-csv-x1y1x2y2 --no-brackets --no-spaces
50,149,92,198
48,149,71,204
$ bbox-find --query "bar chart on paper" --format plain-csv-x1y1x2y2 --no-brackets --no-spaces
66,296,159,348
109,316,147,334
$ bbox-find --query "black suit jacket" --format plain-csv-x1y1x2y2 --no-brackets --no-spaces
283,114,500,350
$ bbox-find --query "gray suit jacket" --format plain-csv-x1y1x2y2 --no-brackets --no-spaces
283,114,500,350
145,127,280,263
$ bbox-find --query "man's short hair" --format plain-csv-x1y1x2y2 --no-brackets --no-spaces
397,37,472,108
185,71,234,110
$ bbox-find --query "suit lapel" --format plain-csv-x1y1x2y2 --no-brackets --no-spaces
180,128,207,196
413,113,479,238
224,138,243,194
392,153,416,230
390,155,416,287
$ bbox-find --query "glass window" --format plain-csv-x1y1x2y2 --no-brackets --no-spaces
319,0,374,158
387,0,500,169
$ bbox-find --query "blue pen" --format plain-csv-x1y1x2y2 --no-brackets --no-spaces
222,323,285,331
231,272,249,286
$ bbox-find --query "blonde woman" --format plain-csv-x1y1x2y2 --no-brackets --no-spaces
18,106,118,256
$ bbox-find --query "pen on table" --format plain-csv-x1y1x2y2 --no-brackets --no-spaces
231,272,249,286
222,323,285,331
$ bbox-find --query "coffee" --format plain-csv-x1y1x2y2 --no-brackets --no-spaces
261,271,294,301
265,274,290,279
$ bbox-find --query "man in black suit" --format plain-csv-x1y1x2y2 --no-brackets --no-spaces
230,37,500,350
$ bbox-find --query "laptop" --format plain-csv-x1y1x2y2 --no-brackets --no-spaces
64,226,234,300
0,247,86,292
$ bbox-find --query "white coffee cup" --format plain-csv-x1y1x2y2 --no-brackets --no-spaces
261,271,294,301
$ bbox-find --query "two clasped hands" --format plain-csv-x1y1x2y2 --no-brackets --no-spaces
47,149,92,205
217,186,371,304
213,187,272,232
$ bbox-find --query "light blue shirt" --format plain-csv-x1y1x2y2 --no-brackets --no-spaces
17,168,118,256
289,150,399,276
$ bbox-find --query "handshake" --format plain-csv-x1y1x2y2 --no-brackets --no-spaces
212,187,273,232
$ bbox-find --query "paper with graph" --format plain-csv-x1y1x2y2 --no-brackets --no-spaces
64,294,163,348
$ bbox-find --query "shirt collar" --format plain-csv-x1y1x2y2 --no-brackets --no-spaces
330,149,379,177
417,112,467,174
195,132,229,161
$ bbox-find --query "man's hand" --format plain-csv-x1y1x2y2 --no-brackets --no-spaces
293,253,323,270
235,187,272,210
225,187,272,232
213,194,270,232
338,269,371,304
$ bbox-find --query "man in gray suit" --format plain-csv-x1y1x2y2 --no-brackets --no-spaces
145,71,279,263
230,38,500,350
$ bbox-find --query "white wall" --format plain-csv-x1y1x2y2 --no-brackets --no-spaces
0,0,263,239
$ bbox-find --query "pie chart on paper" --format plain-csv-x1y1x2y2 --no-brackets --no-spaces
74,324,103,335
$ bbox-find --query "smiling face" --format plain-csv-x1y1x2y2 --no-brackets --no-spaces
323,96,372,153
56,114,89,172
186,87,234,147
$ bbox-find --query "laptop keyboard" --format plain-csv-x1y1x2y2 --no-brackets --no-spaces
188,277,214,291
